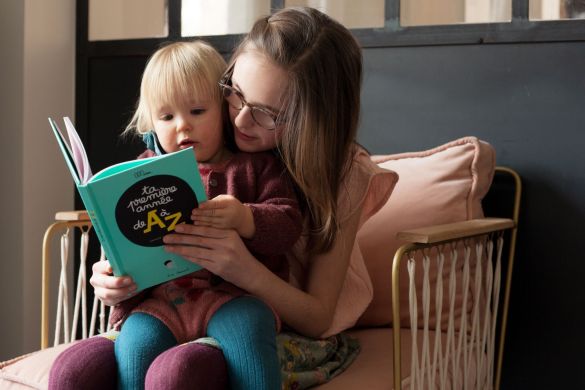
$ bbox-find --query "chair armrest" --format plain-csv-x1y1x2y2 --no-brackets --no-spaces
55,210,90,221
391,217,515,390
396,217,514,244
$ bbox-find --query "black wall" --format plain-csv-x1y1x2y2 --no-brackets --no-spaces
85,40,585,389
359,41,585,389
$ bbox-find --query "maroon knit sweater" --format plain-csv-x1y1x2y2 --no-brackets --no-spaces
197,150,302,279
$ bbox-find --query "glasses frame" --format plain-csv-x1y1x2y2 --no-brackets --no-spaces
218,78,283,131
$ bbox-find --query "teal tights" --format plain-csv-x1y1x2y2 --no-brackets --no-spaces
115,313,176,390
115,296,280,390
207,296,280,390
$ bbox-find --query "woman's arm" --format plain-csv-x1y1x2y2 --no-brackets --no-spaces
163,207,360,338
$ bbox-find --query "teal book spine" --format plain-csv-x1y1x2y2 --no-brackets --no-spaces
77,185,125,276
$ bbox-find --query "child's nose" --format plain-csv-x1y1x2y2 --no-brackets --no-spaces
234,106,255,128
176,117,191,132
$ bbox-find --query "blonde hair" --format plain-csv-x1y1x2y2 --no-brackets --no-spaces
228,7,362,253
126,40,227,135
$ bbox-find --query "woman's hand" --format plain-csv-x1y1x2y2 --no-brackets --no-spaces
89,260,137,306
163,217,359,338
163,224,261,289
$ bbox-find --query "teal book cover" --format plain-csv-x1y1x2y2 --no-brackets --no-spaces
49,117,205,292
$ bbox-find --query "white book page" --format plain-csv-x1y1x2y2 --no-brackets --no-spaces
63,117,93,184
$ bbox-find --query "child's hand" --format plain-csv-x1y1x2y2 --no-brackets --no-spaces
192,194,255,238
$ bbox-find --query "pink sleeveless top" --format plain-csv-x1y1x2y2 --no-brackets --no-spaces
286,146,398,337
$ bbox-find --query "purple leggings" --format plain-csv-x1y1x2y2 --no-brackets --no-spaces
48,336,228,390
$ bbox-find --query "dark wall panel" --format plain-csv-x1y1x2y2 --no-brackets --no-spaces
87,56,149,173
359,41,585,389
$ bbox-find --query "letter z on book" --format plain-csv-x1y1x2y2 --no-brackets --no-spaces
50,117,206,291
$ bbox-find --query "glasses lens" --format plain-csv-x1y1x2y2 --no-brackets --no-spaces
220,83,279,130
251,109,276,130
222,85,243,109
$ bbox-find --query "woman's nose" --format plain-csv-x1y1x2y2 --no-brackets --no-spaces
233,105,255,128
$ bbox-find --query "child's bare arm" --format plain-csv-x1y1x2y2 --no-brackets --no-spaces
192,194,255,238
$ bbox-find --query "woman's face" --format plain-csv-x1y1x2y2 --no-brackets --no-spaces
229,50,288,152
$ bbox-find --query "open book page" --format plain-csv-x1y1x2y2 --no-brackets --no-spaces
51,117,163,185
49,118,79,184
63,117,93,184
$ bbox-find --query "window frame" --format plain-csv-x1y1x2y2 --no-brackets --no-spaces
79,0,585,57
75,0,585,142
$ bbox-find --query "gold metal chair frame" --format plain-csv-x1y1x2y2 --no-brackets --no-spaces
390,166,521,389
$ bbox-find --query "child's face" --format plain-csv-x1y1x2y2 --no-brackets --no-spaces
151,98,226,163
228,50,288,152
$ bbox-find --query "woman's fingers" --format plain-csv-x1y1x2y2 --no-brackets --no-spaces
163,226,247,280
165,241,209,259
92,259,113,275
90,263,134,289
166,224,231,241
90,260,137,305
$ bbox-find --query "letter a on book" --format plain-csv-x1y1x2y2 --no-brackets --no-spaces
50,117,206,291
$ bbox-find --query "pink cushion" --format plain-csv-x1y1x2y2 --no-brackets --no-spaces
0,342,76,389
316,327,479,389
356,137,495,327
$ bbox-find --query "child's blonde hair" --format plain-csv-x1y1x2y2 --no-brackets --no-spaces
126,40,227,135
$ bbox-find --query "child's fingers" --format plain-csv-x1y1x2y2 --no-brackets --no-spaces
197,201,212,210
192,215,214,224
192,207,217,218
198,196,231,209
192,213,230,229
195,199,221,212
192,212,224,224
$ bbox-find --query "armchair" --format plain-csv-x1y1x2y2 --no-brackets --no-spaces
0,137,520,390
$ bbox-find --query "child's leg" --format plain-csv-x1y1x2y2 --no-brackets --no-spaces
115,312,177,390
207,296,281,390
145,339,228,390
48,336,116,390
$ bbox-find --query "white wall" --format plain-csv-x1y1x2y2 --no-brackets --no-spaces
0,0,75,360
0,0,25,361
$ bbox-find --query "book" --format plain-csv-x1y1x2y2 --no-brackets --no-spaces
49,117,205,292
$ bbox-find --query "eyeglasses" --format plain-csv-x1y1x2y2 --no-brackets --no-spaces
218,82,283,131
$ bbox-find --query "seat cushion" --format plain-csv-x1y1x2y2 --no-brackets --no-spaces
317,327,481,390
316,328,398,389
0,342,76,389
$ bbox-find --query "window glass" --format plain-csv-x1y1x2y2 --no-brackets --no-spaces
530,0,585,20
89,0,167,41
400,0,512,26
182,0,270,37
284,0,385,29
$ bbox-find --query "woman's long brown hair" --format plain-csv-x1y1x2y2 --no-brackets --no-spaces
228,7,363,253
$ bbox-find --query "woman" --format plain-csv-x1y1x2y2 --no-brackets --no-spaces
90,7,393,388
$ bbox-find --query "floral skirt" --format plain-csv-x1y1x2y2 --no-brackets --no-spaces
278,331,360,389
